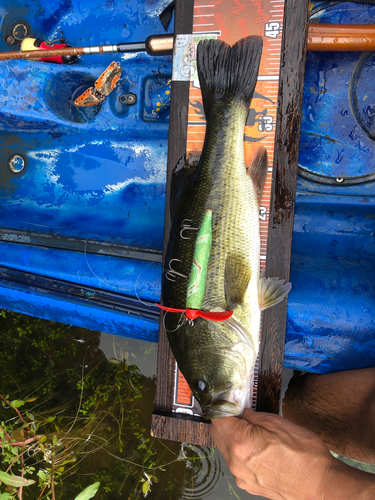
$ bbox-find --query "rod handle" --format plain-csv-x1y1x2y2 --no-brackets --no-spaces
145,34,174,56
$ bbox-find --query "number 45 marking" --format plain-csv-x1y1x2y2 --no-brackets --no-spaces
265,22,281,38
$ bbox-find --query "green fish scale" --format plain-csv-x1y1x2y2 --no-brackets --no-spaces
164,95,260,344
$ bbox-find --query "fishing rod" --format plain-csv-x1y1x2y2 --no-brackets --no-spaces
0,34,174,63
0,24,374,64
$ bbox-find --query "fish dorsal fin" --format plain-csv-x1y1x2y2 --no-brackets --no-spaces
246,146,268,205
258,277,292,311
224,254,251,310
170,155,198,217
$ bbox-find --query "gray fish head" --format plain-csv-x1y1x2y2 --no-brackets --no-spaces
171,316,256,420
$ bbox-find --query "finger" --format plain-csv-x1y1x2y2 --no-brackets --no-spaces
209,421,230,457
241,408,321,439
210,415,248,437
235,476,284,500
234,476,248,491
241,408,285,429
210,422,252,481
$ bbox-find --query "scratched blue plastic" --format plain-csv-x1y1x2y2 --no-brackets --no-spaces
299,2,375,189
0,241,162,301
0,1,374,373
283,1,375,373
285,193,375,373
0,0,172,340
0,282,160,341
0,0,172,249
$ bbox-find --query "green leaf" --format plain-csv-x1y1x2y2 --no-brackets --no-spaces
24,397,38,403
9,400,25,409
0,492,13,499
142,480,150,496
73,482,100,500
0,471,35,487
37,470,47,482
61,458,76,466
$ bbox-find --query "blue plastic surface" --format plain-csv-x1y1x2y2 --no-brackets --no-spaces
0,0,171,342
285,192,375,373
282,2,375,373
0,0,374,373
0,280,159,342
0,0,172,250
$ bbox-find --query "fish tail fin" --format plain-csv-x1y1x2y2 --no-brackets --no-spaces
197,36,263,119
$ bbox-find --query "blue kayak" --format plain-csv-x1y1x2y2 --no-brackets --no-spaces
0,0,374,373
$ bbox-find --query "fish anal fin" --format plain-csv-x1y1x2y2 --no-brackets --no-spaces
246,146,268,205
224,254,251,310
258,277,292,311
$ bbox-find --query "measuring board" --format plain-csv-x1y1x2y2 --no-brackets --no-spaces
151,0,310,445
171,0,283,417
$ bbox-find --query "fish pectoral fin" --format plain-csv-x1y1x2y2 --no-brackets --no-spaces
224,255,251,310
258,277,292,311
246,146,268,205
170,155,198,217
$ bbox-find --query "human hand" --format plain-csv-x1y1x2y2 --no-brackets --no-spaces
210,409,368,500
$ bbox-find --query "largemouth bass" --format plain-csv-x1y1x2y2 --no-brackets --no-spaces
161,36,291,419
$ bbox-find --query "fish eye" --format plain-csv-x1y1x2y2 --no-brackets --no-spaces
194,379,208,394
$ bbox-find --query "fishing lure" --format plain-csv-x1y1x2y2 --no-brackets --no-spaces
73,61,122,107
157,209,233,322
20,37,78,64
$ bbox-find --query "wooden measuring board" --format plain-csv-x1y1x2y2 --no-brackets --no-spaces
151,0,310,446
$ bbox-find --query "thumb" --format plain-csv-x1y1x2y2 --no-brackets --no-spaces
241,408,284,429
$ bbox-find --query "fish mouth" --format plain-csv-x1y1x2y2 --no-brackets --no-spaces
200,370,254,420
202,402,242,419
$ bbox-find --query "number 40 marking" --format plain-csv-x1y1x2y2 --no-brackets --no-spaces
259,206,268,221
265,22,281,38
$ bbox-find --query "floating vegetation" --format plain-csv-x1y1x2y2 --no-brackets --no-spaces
0,310,215,499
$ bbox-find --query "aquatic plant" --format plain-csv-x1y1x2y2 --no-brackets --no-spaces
0,310,210,499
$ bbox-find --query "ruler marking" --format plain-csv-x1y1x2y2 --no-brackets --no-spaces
175,0,285,417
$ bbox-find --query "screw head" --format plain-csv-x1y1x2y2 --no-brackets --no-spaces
13,24,28,41
6,35,16,45
118,93,137,105
9,155,26,173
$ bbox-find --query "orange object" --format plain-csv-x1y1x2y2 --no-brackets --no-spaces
74,61,122,107
308,24,375,51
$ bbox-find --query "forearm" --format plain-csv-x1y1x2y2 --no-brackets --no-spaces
320,461,375,500
210,410,375,500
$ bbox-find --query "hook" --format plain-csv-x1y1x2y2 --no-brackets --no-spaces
49,28,66,44
163,310,187,333
165,258,187,282
180,219,199,240
152,65,172,85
